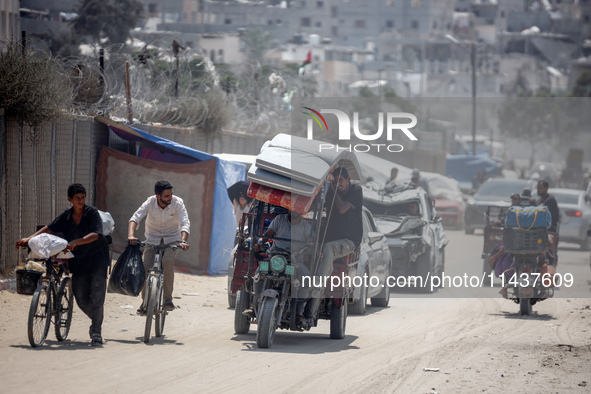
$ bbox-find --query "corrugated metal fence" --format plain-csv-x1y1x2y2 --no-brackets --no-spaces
0,116,109,274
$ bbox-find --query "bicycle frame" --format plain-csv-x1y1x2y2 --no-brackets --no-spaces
139,242,178,343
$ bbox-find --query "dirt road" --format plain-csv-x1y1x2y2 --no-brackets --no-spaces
1,230,590,393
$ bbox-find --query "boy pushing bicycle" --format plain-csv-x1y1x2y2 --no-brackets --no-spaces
128,180,190,315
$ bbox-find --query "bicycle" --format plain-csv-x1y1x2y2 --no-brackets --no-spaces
138,242,179,343
26,250,74,347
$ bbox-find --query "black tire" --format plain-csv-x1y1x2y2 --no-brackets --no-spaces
256,297,278,348
580,237,591,251
416,252,434,294
519,297,531,316
465,227,475,235
371,265,391,307
155,284,165,338
55,277,73,341
350,272,368,315
228,293,236,309
28,283,51,348
482,255,492,276
329,300,347,339
234,290,250,334
144,279,157,343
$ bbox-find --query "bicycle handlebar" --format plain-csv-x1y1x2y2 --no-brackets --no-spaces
134,241,180,251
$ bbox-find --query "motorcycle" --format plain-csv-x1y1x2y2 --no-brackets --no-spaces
501,226,556,315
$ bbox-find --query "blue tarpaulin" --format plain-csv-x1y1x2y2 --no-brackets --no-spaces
446,155,503,191
107,124,246,275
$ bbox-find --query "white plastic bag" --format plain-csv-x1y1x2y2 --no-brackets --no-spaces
28,233,68,259
98,210,115,235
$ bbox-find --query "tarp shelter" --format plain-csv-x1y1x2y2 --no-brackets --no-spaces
446,155,503,192
95,116,246,275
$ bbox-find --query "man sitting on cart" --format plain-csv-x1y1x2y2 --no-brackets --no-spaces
243,207,312,326
306,167,363,325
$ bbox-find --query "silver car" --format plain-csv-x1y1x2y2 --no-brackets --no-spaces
549,188,591,250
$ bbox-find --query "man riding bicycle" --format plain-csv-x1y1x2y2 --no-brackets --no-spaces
128,180,190,315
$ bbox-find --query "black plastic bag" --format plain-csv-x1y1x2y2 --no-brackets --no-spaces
108,243,145,296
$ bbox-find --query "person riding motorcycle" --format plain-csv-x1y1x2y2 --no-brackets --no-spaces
243,208,312,326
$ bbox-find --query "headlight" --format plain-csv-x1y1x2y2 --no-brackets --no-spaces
270,255,287,273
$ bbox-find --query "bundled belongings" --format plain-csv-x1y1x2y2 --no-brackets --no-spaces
505,206,551,230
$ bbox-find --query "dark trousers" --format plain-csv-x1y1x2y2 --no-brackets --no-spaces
72,267,107,337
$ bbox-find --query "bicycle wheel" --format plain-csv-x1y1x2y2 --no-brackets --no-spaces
144,278,157,343
55,277,73,341
28,282,51,347
155,281,166,337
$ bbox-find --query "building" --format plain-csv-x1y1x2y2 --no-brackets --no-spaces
1,0,21,41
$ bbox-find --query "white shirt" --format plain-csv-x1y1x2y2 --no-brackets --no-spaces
130,195,190,245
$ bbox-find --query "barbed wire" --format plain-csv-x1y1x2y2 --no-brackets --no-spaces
2,38,314,137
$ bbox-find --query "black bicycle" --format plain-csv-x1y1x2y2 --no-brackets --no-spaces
139,242,179,343
27,252,74,347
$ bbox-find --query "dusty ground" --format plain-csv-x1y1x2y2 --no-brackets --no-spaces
1,230,591,393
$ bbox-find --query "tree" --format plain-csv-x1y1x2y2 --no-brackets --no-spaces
241,27,275,64
71,0,144,46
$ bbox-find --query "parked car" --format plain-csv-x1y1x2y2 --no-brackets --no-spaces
550,188,591,250
227,206,392,314
464,178,532,234
428,175,466,229
371,187,447,293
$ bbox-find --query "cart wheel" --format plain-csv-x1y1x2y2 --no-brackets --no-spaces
257,297,278,348
234,290,250,334
519,297,532,316
329,300,347,339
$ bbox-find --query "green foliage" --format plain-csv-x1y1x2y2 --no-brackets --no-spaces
241,28,275,63
71,0,144,45
34,31,81,58
0,40,70,132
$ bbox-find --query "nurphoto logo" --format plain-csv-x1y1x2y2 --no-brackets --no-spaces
302,107,418,153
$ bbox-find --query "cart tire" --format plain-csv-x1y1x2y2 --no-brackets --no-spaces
329,300,347,339
234,290,251,334
371,264,390,307
144,279,157,343
228,293,236,308
28,283,51,348
55,277,73,341
482,255,492,276
257,297,278,348
350,271,368,315
519,297,532,316
416,252,434,294
465,227,474,235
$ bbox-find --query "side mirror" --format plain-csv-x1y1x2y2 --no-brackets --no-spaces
433,215,443,224
368,231,385,245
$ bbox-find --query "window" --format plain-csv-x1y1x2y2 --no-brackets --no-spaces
411,20,419,29
317,1,324,7
301,17,311,27
331,26,338,36
585,15,590,23
386,20,394,28
316,21,322,27
224,18,232,24
301,0,306,6
276,19,282,24
331,6,337,17
148,3,157,13
500,10,505,18
355,20,366,28
268,20,273,25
